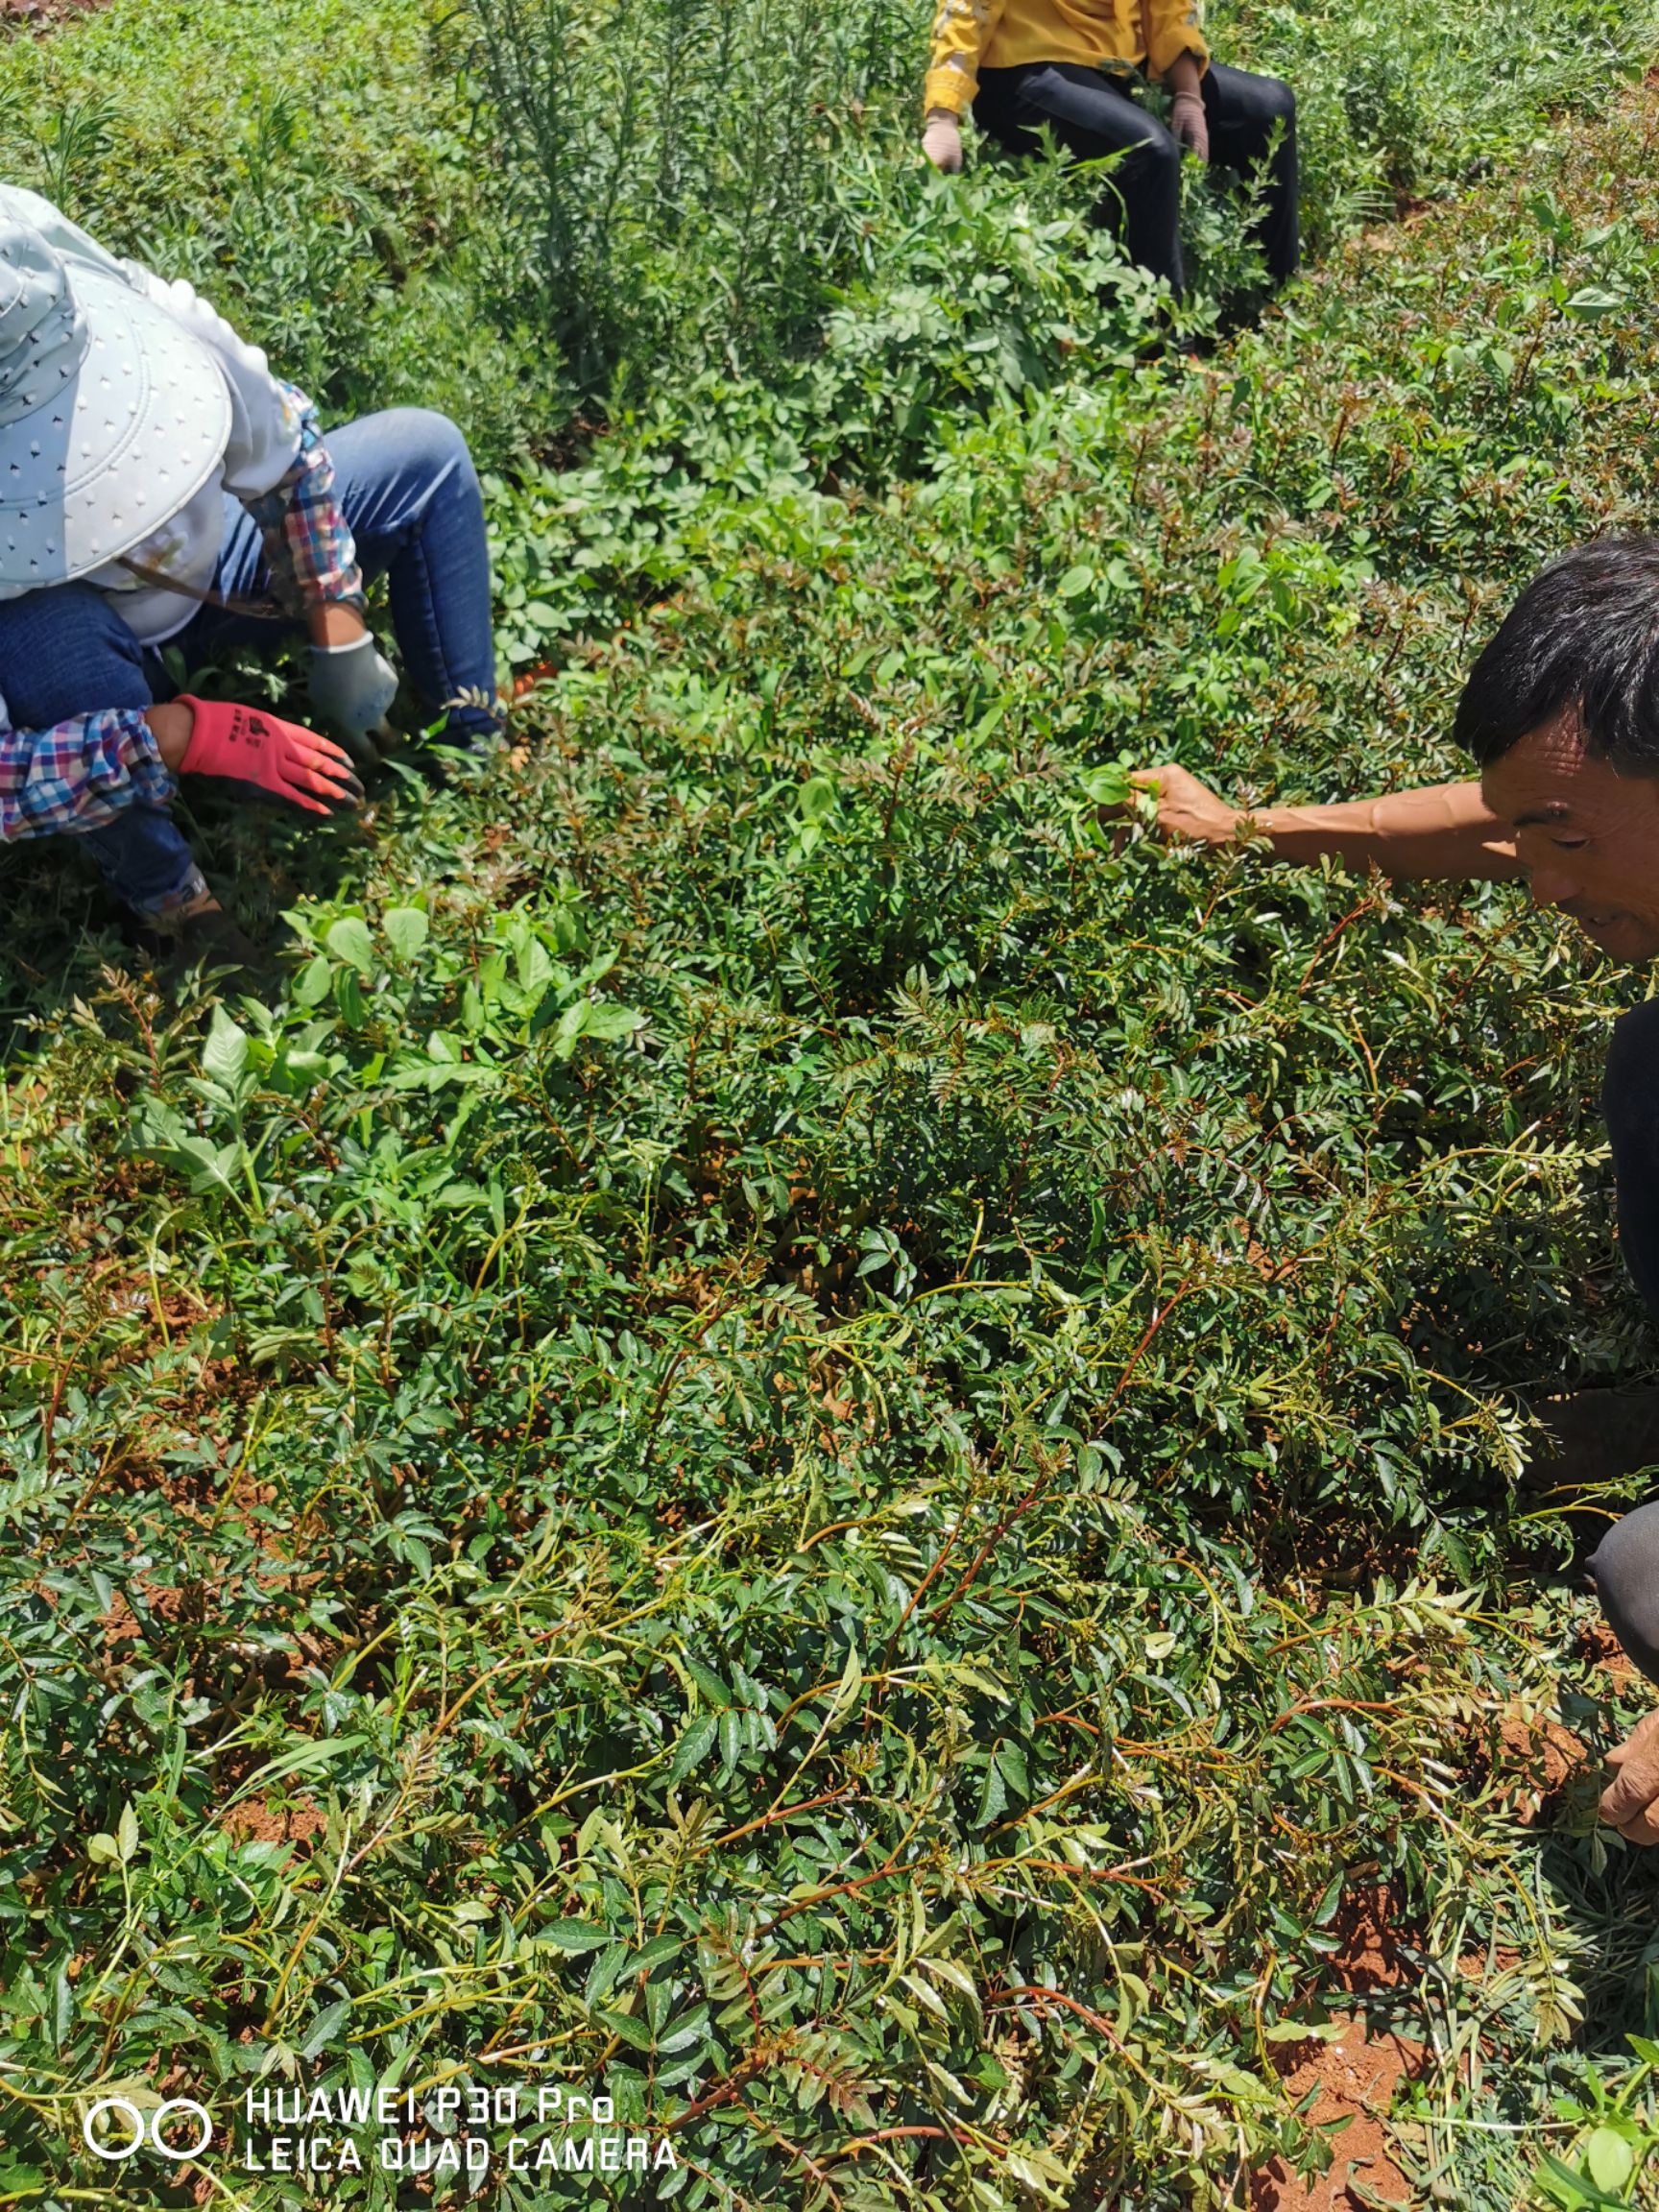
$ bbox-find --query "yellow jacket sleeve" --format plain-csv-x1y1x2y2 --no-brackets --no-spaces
924,0,1008,117
1143,0,1210,80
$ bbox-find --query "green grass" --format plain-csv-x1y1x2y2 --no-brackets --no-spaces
6,0,1659,2206
0,0,564,460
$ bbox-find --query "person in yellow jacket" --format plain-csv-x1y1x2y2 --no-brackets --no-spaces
922,0,1297,303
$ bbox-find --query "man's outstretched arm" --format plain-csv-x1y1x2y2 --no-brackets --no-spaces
1133,764,1525,881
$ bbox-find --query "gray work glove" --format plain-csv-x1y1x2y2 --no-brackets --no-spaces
1170,89,1210,160
307,634,399,766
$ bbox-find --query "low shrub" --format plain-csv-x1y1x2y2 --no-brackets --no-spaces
2,0,1659,2205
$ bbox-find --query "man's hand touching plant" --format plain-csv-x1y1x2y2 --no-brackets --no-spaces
923,107,964,173
1599,1711,1659,1845
1124,761,1525,880
304,601,399,767
1165,53,1210,161
1130,762,1240,844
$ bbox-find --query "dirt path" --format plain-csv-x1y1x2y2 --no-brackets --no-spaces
1,0,108,26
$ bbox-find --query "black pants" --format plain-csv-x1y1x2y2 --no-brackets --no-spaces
1588,1000,1659,1682
972,59,1298,301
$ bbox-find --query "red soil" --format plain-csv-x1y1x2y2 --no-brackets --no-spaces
1492,1711,1593,1827
0,0,107,24
1251,1888,1419,2212
219,1794,326,1846
1250,2021,1422,2212
1580,1619,1640,1690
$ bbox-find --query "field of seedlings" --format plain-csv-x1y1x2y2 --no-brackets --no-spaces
5,0,1659,2203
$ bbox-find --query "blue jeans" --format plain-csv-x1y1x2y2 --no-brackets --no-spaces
0,407,498,919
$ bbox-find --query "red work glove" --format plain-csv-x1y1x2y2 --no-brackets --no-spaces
176,696,364,816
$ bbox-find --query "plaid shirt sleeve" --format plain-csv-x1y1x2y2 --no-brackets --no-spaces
0,706,175,841
243,382,365,617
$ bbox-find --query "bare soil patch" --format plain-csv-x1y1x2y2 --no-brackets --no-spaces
1579,1618,1641,1689
1,0,108,26
1252,1889,1421,2210
219,1794,326,1847
1251,2020,1423,2212
1326,1885,1410,1995
1489,1709,1592,1827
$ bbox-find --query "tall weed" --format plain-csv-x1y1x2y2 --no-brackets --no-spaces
466,0,1653,407
464,0,921,392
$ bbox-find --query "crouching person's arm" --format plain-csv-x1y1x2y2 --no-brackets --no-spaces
922,0,1003,170
0,700,185,841
1131,763,1525,881
0,696,358,845
0,700,218,922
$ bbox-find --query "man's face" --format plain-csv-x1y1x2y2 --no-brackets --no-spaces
1480,711,1659,962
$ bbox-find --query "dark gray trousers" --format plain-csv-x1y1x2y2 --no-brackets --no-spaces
1586,999,1659,1680
971,58,1299,301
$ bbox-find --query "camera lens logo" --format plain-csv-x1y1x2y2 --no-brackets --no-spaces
83,2099,213,2162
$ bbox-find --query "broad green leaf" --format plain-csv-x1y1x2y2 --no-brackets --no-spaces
550,1000,589,1058
666,1715,719,1782
592,2004,655,2053
829,1642,862,1718
516,933,556,1002
579,1003,644,1040
681,1656,731,1705
974,1756,1008,1828
796,774,837,823
1078,762,1131,806
583,1942,629,2008
202,1007,248,1086
1585,2128,1635,2194
292,952,333,1006
1004,2146,1069,2201
537,1922,611,1954
325,916,376,976
1538,2152,1627,2209
382,907,430,961
301,1998,351,2058
995,1740,1029,1798
1565,285,1627,318
900,1971,949,2020
628,1932,685,1975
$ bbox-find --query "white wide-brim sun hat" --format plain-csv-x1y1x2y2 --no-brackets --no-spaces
0,193,229,594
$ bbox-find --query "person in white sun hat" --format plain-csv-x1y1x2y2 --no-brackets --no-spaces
0,185,504,965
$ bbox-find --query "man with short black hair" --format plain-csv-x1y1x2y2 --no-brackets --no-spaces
1136,536,1659,1844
